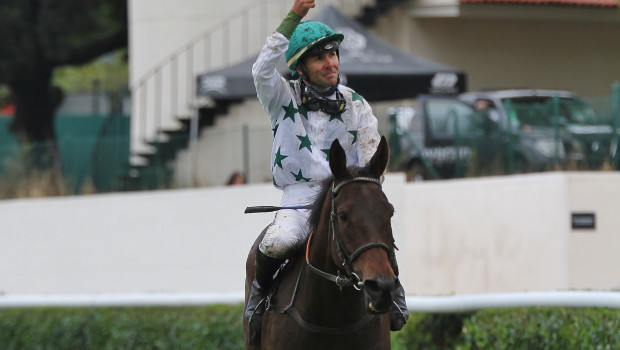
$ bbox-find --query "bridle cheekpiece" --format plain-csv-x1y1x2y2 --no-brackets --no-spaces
305,176,393,291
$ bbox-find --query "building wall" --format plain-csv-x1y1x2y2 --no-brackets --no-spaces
1,172,618,296
373,3,620,97
129,0,256,87
130,0,620,98
128,0,269,156
172,100,274,187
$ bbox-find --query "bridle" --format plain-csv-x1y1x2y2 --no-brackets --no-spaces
305,176,394,291
267,176,394,335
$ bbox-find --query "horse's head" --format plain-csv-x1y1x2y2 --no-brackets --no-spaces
324,136,398,314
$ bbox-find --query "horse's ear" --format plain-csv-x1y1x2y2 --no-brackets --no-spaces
329,139,347,179
368,136,389,176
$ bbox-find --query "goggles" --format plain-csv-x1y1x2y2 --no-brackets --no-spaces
301,84,347,115
306,40,341,57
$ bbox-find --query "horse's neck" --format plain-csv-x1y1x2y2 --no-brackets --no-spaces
302,222,366,320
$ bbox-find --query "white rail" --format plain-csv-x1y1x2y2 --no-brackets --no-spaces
0,293,245,308
406,291,620,313
2,291,619,312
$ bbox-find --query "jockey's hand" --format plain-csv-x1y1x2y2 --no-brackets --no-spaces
291,0,315,18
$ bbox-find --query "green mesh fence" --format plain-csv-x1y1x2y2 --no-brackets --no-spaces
0,114,130,194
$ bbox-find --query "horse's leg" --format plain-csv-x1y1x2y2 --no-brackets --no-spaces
244,227,268,350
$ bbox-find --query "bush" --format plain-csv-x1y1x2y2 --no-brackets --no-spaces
392,312,472,350
392,307,620,350
458,307,620,350
0,305,244,350
1,305,619,349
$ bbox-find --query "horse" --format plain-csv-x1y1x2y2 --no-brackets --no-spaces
243,136,399,350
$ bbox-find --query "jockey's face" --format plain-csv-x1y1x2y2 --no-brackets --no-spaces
297,50,340,89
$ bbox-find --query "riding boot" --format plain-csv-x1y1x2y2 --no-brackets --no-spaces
389,252,409,331
245,249,285,345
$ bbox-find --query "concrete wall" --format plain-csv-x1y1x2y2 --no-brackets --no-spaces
1,172,618,297
399,172,620,295
566,174,620,290
0,183,279,295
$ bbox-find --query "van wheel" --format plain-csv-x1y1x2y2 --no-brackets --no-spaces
406,162,429,182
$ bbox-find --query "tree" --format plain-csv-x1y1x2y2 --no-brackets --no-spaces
0,0,127,169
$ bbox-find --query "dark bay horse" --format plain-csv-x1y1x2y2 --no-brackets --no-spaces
244,136,399,350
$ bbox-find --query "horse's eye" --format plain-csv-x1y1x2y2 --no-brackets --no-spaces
337,211,348,222
391,210,395,218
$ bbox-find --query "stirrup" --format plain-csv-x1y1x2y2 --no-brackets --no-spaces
248,296,267,323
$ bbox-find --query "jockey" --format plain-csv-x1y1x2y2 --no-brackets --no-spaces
246,0,409,339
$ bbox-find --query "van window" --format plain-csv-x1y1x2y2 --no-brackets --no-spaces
426,99,483,138
502,97,598,127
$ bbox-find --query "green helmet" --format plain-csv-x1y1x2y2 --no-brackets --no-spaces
285,21,344,72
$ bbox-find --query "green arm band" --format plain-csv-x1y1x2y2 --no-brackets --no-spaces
276,11,303,39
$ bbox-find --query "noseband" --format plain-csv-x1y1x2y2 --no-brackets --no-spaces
305,176,393,291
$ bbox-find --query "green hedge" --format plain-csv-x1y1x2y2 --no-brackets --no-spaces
392,307,620,350
1,305,619,349
0,305,244,350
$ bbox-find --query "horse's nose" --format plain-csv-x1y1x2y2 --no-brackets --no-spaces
363,277,397,313
364,277,398,297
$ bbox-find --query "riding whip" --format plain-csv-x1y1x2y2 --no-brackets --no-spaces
244,205,312,214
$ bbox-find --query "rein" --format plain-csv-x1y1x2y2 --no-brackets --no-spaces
305,176,392,291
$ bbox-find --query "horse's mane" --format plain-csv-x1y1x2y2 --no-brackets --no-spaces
307,164,379,235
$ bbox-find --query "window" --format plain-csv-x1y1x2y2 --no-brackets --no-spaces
502,96,598,127
426,99,483,138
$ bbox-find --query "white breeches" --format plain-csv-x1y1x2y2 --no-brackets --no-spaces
259,208,311,259
259,182,320,259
